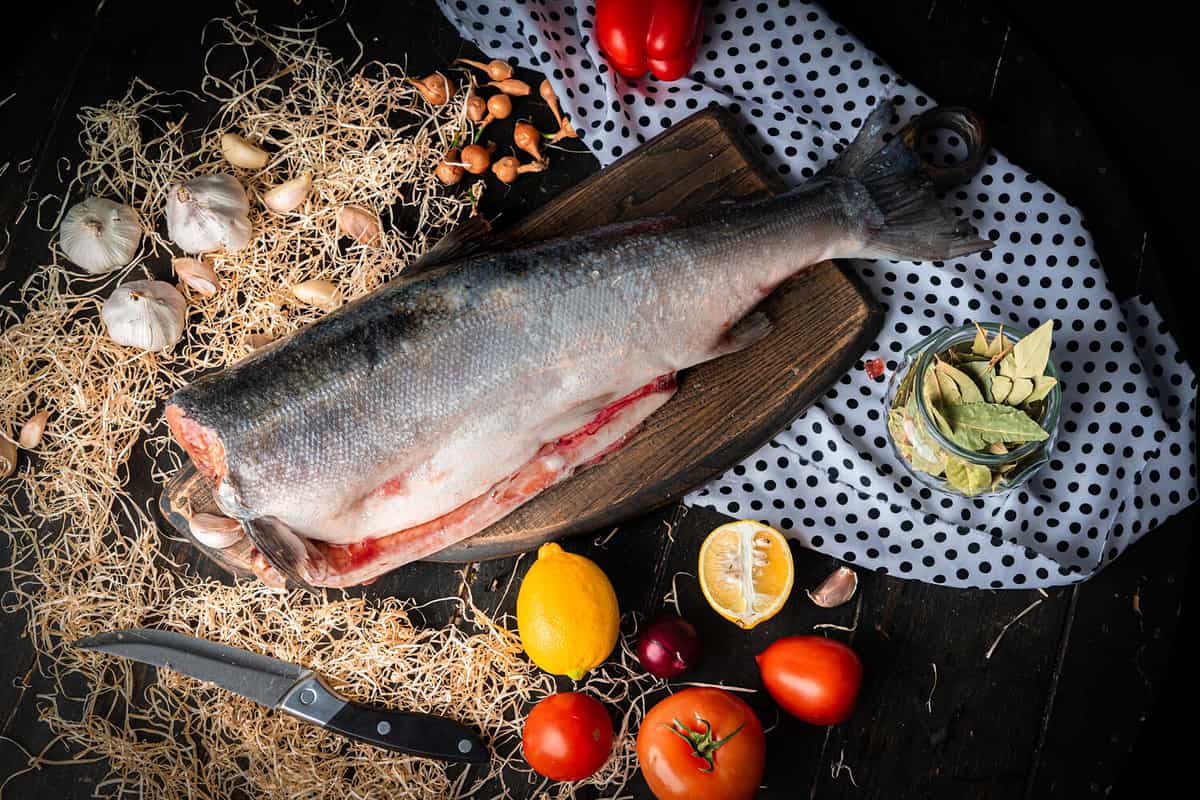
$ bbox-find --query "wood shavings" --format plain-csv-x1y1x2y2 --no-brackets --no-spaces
0,7,620,798
926,662,938,714
662,570,694,616
830,748,860,787
984,598,1044,660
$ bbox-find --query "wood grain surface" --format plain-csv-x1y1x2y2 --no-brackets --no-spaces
160,106,882,566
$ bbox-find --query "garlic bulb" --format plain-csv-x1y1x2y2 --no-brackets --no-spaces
59,196,142,274
262,172,313,213
166,174,252,254
220,132,270,169
102,280,187,352
173,257,220,296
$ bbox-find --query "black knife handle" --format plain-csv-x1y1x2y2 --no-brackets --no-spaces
279,674,488,763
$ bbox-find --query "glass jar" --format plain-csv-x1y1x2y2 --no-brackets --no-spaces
882,322,1062,498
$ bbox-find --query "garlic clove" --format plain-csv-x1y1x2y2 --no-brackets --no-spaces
337,206,381,246
18,411,50,449
220,132,270,169
262,172,313,213
101,280,187,352
292,279,341,309
1,428,16,479
166,174,252,254
173,257,221,297
806,566,859,609
59,197,143,274
189,512,245,549
245,333,275,350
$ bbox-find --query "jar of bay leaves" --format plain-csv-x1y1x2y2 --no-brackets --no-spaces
883,321,1062,498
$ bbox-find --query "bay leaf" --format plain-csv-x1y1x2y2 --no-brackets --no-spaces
943,402,1051,448
987,442,1009,455
997,352,1017,378
944,454,992,496
936,359,985,403
989,375,1013,404
982,325,1008,357
887,409,910,449
936,371,964,405
1005,377,1035,406
1026,374,1058,404
893,361,918,407
972,322,990,356
920,371,954,438
1011,319,1054,379
902,415,947,475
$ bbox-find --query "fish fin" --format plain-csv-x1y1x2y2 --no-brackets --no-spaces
241,516,324,595
823,101,992,262
711,311,774,358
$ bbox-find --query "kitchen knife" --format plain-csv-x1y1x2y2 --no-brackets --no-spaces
74,629,488,764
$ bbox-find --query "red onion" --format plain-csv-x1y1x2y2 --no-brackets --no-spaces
637,615,701,678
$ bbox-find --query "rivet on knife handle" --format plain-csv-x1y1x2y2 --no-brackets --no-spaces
279,674,489,764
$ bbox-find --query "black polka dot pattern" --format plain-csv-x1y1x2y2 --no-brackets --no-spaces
438,1,1198,588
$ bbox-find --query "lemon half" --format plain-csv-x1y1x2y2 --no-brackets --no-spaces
699,520,794,629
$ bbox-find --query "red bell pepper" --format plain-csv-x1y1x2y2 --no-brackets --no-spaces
595,0,704,82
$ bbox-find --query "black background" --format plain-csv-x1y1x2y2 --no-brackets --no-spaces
1,1,1197,797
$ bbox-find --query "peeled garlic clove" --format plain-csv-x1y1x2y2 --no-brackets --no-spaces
337,206,380,246
59,196,142,274
18,411,50,449
262,172,313,213
292,279,341,309
166,174,252,254
189,512,245,549
0,429,16,479
173,257,220,297
806,566,859,609
220,132,270,169
102,280,187,352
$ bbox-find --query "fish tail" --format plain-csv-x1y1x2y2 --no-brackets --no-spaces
823,100,992,261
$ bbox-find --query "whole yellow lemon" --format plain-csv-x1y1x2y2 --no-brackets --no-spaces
516,542,620,680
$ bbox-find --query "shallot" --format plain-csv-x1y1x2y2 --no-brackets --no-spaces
491,155,545,184
488,78,531,96
455,57,513,81
436,149,466,186
513,122,545,164
413,72,455,106
460,142,496,175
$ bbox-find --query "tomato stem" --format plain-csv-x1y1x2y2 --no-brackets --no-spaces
662,715,746,773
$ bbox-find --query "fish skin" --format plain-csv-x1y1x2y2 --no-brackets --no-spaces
166,101,990,587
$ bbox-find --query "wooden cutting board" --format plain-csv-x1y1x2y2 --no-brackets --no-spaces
159,106,882,571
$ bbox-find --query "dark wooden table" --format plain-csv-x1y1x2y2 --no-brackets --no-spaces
1,2,1195,798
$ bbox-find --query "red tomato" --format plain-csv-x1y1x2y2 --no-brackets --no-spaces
636,687,765,800
522,692,614,782
756,636,863,725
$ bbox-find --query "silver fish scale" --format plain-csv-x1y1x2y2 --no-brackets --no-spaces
170,185,859,540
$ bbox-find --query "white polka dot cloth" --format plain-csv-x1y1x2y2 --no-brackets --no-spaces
437,0,1198,588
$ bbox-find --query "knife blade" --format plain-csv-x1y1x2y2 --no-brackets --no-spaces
74,629,488,764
